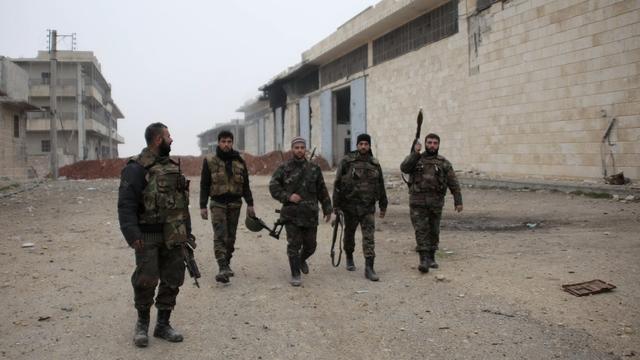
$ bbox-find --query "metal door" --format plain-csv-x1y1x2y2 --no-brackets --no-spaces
320,90,333,166
350,77,366,151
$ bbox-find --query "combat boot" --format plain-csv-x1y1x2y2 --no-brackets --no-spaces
288,256,302,287
225,256,235,277
300,255,309,274
215,259,230,283
364,257,379,281
345,253,356,271
418,252,431,273
133,309,150,348
428,249,439,269
153,309,184,342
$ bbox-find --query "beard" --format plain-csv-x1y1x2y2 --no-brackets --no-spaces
426,147,438,156
159,139,171,157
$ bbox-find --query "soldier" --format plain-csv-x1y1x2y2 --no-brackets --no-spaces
118,122,189,347
200,130,254,284
400,133,463,273
269,137,332,286
333,133,388,281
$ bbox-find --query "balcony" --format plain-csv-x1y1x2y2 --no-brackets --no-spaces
28,78,106,105
26,112,124,143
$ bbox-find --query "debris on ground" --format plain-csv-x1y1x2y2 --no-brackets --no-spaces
562,279,617,297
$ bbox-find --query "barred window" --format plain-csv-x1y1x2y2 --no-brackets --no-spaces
13,115,20,138
41,140,51,152
373,0,458,66
320,45,368,87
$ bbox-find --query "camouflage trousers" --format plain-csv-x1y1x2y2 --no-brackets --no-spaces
131,231,185,311
210,201,242,262
284,223,318,259
343,212,376,258
409,205,443,252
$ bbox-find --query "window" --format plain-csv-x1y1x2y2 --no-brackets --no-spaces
320,45,368,87
41,72,50,85
41,140,51,152
373,0,459,65
13,115,20,138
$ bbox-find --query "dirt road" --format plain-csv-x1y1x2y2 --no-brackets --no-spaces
1,174,638,359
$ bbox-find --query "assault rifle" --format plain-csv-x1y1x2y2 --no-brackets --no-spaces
177,158,200,287
183,234,201,288
330,210,344,267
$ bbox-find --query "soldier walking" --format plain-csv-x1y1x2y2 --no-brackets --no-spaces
400,133,463,273
269,137,332,286
118,122,189,347
200,130,255,284
333,133,388,281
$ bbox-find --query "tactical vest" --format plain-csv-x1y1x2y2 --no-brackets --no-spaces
410,156,447,195
341,156,380,200
133,155,189,226
279,159,321,224
207,155,244,197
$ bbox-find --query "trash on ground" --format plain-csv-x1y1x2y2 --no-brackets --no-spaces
21,243,34,248
562,279,616,297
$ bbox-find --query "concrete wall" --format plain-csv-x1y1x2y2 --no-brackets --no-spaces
283,102,299,149
459,0,640,180
0,106,28,178
244,120,259,155
264,111,275,153
0,58,29,100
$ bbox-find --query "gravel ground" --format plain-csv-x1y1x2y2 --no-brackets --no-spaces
0,174,638,359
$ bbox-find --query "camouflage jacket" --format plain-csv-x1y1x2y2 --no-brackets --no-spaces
333,151,388,215
269,157,332,227
400,152,462,208
118,147,190,248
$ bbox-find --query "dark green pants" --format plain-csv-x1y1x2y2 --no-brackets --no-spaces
131,231,185,311
343,212,376,258
210,201,242,262
285,223,317,259
409,205,443,252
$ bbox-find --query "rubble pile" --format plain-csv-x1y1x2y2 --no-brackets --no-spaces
58,151,330,179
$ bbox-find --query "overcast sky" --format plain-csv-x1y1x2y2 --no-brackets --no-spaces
0,0,377,156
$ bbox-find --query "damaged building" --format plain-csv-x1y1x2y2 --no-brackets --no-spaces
242,0,639,181
0,57,40,178
12,51,125,175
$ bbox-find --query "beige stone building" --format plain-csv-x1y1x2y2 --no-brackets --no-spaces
246,0,639,181
13,51,124,175
0,57,39,178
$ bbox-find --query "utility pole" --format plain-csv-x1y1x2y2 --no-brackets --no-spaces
49,29,59,179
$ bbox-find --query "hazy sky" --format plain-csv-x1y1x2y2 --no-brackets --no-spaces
0,0,377,156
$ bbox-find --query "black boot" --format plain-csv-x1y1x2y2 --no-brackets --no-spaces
345,253,356,271
215,259,230,283
225,256,235,277
153,309,184,342
418,252,431,273
364,257,379,281
300,255,309,274
133,309,150,348
428,249,439,269
288,256,302,287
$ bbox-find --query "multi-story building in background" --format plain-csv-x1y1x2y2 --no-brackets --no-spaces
13,50,124,174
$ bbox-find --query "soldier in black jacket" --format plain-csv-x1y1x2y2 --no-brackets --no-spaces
118,123,188,347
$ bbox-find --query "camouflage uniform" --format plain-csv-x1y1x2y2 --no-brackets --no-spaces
200,148,253,282
333,151,388,259
118,147,189,312
400,152,462,269
269,157,332,282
